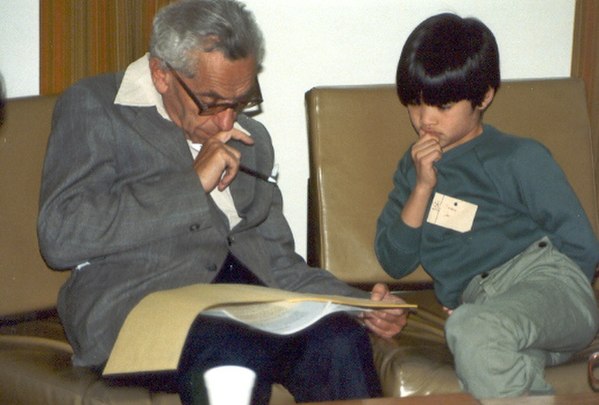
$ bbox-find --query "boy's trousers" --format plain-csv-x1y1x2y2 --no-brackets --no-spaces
445,236,598,399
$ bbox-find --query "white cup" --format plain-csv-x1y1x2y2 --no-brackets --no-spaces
203,365,256,405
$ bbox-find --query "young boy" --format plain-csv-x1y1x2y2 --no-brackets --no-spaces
375,13,599,398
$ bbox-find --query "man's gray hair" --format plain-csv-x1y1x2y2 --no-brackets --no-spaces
150,0,265,76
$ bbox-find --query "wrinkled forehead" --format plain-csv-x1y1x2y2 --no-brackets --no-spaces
191,51,258,98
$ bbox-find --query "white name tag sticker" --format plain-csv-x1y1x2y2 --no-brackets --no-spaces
427,192,478,233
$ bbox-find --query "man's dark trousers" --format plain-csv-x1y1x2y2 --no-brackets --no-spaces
177,253,382,404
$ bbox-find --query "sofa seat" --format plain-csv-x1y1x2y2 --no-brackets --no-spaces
0,315,180,404
0,314,296,404
4,299,598,403
371,289,599,397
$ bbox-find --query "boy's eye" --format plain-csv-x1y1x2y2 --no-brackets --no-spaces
438,103,454,111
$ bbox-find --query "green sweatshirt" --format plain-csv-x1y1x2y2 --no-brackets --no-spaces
375,125,599,308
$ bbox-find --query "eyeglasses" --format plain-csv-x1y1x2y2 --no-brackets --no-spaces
165,62,262,116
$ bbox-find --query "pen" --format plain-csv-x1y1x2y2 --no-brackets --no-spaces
239,164,278,184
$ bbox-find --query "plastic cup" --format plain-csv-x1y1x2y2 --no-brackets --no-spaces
203,365,256,405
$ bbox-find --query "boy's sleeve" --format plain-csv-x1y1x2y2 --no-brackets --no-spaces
375,154,423,279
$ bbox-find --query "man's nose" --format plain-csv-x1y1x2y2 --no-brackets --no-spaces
213,108,236,131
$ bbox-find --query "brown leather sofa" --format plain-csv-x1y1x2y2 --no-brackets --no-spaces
305,78,599,397
0,78,597,404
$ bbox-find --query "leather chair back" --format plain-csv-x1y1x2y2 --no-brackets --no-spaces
0,95,67,316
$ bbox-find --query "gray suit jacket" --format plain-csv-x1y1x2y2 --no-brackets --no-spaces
37,72,365,367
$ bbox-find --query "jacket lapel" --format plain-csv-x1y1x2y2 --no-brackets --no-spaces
130,107,192,167
229,139,274,231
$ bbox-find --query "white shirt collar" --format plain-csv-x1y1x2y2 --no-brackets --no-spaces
114,53,171,121
113,53,252,137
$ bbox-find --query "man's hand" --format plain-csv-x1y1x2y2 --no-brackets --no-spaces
194,128,254,192
361,283,408,339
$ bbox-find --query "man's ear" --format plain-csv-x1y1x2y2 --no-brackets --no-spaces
478,87,496,111
149,57,169,94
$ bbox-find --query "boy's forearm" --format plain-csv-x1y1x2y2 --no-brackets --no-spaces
401,184,434,228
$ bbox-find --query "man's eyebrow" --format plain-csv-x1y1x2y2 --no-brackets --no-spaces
196,90,225,100
196,85,256,102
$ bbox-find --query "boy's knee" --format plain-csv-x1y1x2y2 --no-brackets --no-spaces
445,304,544,398
445,304,521,359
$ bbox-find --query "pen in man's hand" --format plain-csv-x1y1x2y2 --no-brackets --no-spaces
239,164,278,184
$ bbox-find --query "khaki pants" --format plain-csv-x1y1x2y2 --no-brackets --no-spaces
445,237,598,398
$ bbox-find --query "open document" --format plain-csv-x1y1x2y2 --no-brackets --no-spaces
103,283,416,376
203,300,377,335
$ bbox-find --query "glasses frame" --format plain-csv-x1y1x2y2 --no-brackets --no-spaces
165,62,262,116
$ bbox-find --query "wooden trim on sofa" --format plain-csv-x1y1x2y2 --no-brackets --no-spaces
572,0,599,204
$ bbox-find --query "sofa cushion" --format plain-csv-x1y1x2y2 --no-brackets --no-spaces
371,289,599,397
0,315,182,405
0,318,295,404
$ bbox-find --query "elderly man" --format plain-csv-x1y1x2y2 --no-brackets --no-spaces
37,1,406,403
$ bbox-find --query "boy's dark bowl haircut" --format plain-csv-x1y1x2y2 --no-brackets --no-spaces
396,13,500,108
